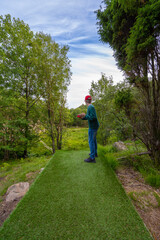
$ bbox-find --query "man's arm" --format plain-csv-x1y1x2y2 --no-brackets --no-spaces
83,107,96,121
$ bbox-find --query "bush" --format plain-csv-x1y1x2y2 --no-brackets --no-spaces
105,153,119,171
1,163,11,171
99,144,117,154
29,142,52,157
145,174,160,188
108,130,118,144
153,192,160,207
99,145,119,171
62,128,88,150
63,139,88,150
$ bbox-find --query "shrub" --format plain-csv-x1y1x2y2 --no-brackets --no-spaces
105,153,119,171
63,139,88,150
108,130,118,144
62,128,88,150
1,163,11,171
145,174,160,188
99,144,117,154
153,192,160,207
29,142,52,157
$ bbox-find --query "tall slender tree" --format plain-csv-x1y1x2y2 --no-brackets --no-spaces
36,33,71,153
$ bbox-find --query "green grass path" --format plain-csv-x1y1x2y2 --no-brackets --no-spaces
0,150,153,240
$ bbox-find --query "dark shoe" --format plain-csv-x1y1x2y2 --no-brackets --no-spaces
84,157,96,163
89,153,98,157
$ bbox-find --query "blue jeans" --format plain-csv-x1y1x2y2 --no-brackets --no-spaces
88,128,98,159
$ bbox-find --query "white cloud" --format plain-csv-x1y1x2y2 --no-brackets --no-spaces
60,36,89,44
83,44,114,56
1,0,99,37
67,55,124,108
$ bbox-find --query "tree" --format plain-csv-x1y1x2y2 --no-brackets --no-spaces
36,33,71,153
0,15,72,159
70,105,88,127
96,0,142,69
0,88,30,160
89,74,117,144
125,0,160,165
0,15,42,158
96,0,160,166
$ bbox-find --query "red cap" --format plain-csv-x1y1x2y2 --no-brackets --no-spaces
85,95,92,101
77,115,81,118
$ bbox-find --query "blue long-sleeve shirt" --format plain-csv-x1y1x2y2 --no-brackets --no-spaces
82,104,99,129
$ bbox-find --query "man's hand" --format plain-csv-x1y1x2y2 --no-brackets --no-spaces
77,113,86,118
81,113,86,118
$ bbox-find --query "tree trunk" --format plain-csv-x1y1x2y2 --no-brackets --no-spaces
56,127,60,150
150,149,160,167
4,149,9,161
51,131,55,154
56,126,62,150
24,109,29,158
59,127,63,150
24,78,29,158
47,103,55,154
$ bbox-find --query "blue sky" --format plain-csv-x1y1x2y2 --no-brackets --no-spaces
1,0,124,108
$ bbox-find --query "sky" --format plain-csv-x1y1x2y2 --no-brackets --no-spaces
1,0,124,108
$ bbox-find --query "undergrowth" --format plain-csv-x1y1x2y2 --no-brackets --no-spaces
0,155,51,200
62,127,88,150
98,142,160,188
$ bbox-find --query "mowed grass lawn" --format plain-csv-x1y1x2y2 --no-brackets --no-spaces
0,150,153,240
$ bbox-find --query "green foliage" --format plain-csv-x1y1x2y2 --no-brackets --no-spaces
62,128,88,150
107,130,118,143
1,163,11,171
29,142,52,157
96,0,139,68
0,14,71,159
0,114,37,159
89,74,115,144
153,192,160,207
99,144,117,154
112,110,133,141
114,0,143,12
105,153,119,170
114,88,133,111
99,144,119,170
63,139,88,150
96,1,160,166
35,33,72,153
88,74,133,144
0,155,51,198
145,174,160,188
69,105,88,127
99,141,160,188
114,143,160,188
126,0,160,62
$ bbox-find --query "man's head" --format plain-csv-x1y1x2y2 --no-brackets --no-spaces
85,95,92,105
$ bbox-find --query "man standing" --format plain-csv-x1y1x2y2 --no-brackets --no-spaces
78,95,99,163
